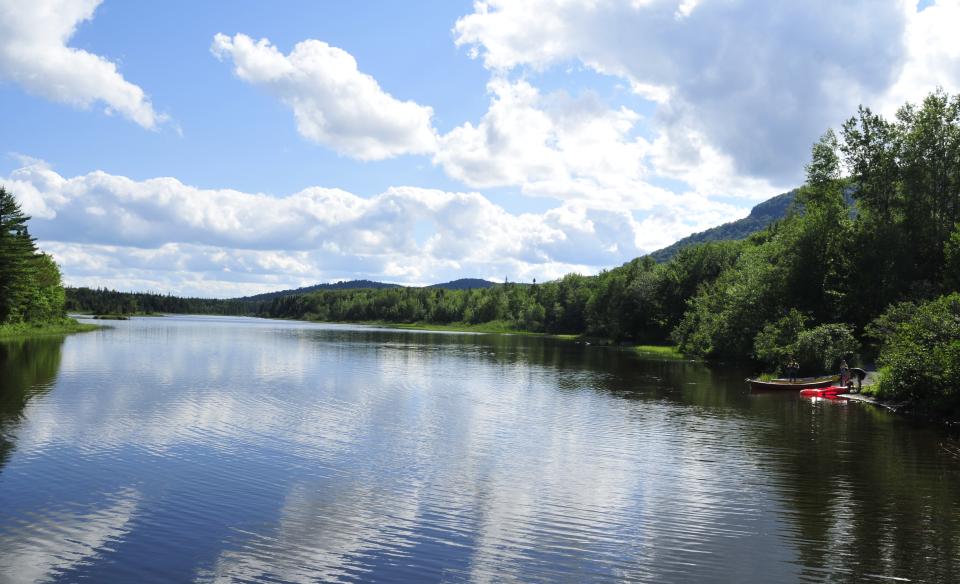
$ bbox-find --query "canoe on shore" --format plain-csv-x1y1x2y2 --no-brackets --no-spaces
799,385,847,398
747,376,839,391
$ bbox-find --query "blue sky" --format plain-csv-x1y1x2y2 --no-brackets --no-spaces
1,0,957,296
1,1,488,197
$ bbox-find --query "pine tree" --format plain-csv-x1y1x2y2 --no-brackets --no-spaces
0,187,39,323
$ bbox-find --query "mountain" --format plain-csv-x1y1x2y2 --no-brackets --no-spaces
240,190,802,302
428,278,498,290
238,278,499,301
648,190,797,262
239,279,401,301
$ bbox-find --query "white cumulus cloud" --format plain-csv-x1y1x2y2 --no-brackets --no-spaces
437,78,654,199
436,77,782,204
876,0,960,114
0,0,166,129
212,33,438,160
210,28,792,204
453,0,960,187
3,159,745,297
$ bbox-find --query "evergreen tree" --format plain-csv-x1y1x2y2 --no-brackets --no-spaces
0,186,39,323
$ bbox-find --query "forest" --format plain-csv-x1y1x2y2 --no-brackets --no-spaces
0,187,85,337
62,91,960,418
65,287,256,316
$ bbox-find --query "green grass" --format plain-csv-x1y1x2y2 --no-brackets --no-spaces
365,320,545,335
0,319,101,339
70,312,165,319
631,344,689,360
323,319,586,339
109,311,165,317
858,368,886,397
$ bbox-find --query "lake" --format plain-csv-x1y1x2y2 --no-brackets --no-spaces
1,315,959,583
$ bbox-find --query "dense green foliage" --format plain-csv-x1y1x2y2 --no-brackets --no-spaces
0,187,70,327
871,294,960,418
66,287,258,316
752,310,859,374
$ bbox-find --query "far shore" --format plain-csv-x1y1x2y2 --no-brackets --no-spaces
303,317,690,359
70,311,691,358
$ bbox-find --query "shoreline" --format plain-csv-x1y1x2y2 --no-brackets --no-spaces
310,319,689,357
358,320,566,336
99,312,691,358
841,392,958,429
0,318,102,340
839,392,904,413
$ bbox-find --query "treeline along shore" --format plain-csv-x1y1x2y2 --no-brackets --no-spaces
0,187,95,339
55,91,960,420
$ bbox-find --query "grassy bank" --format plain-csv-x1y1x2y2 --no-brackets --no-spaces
69,312,165,320
632,344,689,360
308,318,688,359
360,320,561,336
0,318,101,339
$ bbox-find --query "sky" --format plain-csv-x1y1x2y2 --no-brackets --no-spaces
1,0,959,297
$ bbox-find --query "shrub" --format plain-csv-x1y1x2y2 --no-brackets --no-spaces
753,309,808,370
753,312,858,374
872,293,960,417
792,323,859,372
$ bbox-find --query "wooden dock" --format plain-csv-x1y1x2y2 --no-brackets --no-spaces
837,392,902,412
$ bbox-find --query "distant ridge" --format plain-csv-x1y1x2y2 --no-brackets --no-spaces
239,277,499,301
239,189,802,302
428,278,498,290
239,279,401,301
648,190,797,262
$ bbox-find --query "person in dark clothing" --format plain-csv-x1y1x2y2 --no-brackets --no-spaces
848,367,867,393
787,357,799,382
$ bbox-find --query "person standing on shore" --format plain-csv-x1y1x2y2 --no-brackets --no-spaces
787,357,799,381
839,359,850,387
849,367,867,393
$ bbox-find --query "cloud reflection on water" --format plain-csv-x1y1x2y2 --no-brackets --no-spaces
0,488,140,584
2,317,956,582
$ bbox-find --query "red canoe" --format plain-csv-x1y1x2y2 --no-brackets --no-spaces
799,385,847,398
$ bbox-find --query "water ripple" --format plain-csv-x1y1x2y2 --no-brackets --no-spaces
0,316,957,582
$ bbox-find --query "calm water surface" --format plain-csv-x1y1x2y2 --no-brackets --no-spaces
1,315,959,583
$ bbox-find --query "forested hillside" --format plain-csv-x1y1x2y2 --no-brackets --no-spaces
238,279,402,302
65,287,258,316
649,190,797,262
427,278,498,290
237,277,499,302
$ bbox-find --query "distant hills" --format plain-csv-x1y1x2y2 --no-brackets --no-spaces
239,279,401,301
239,277,499,301
241,191,800,301
427,278,497,290
648,190,797,262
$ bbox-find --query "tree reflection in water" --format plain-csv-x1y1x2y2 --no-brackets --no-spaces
0,336,63,472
